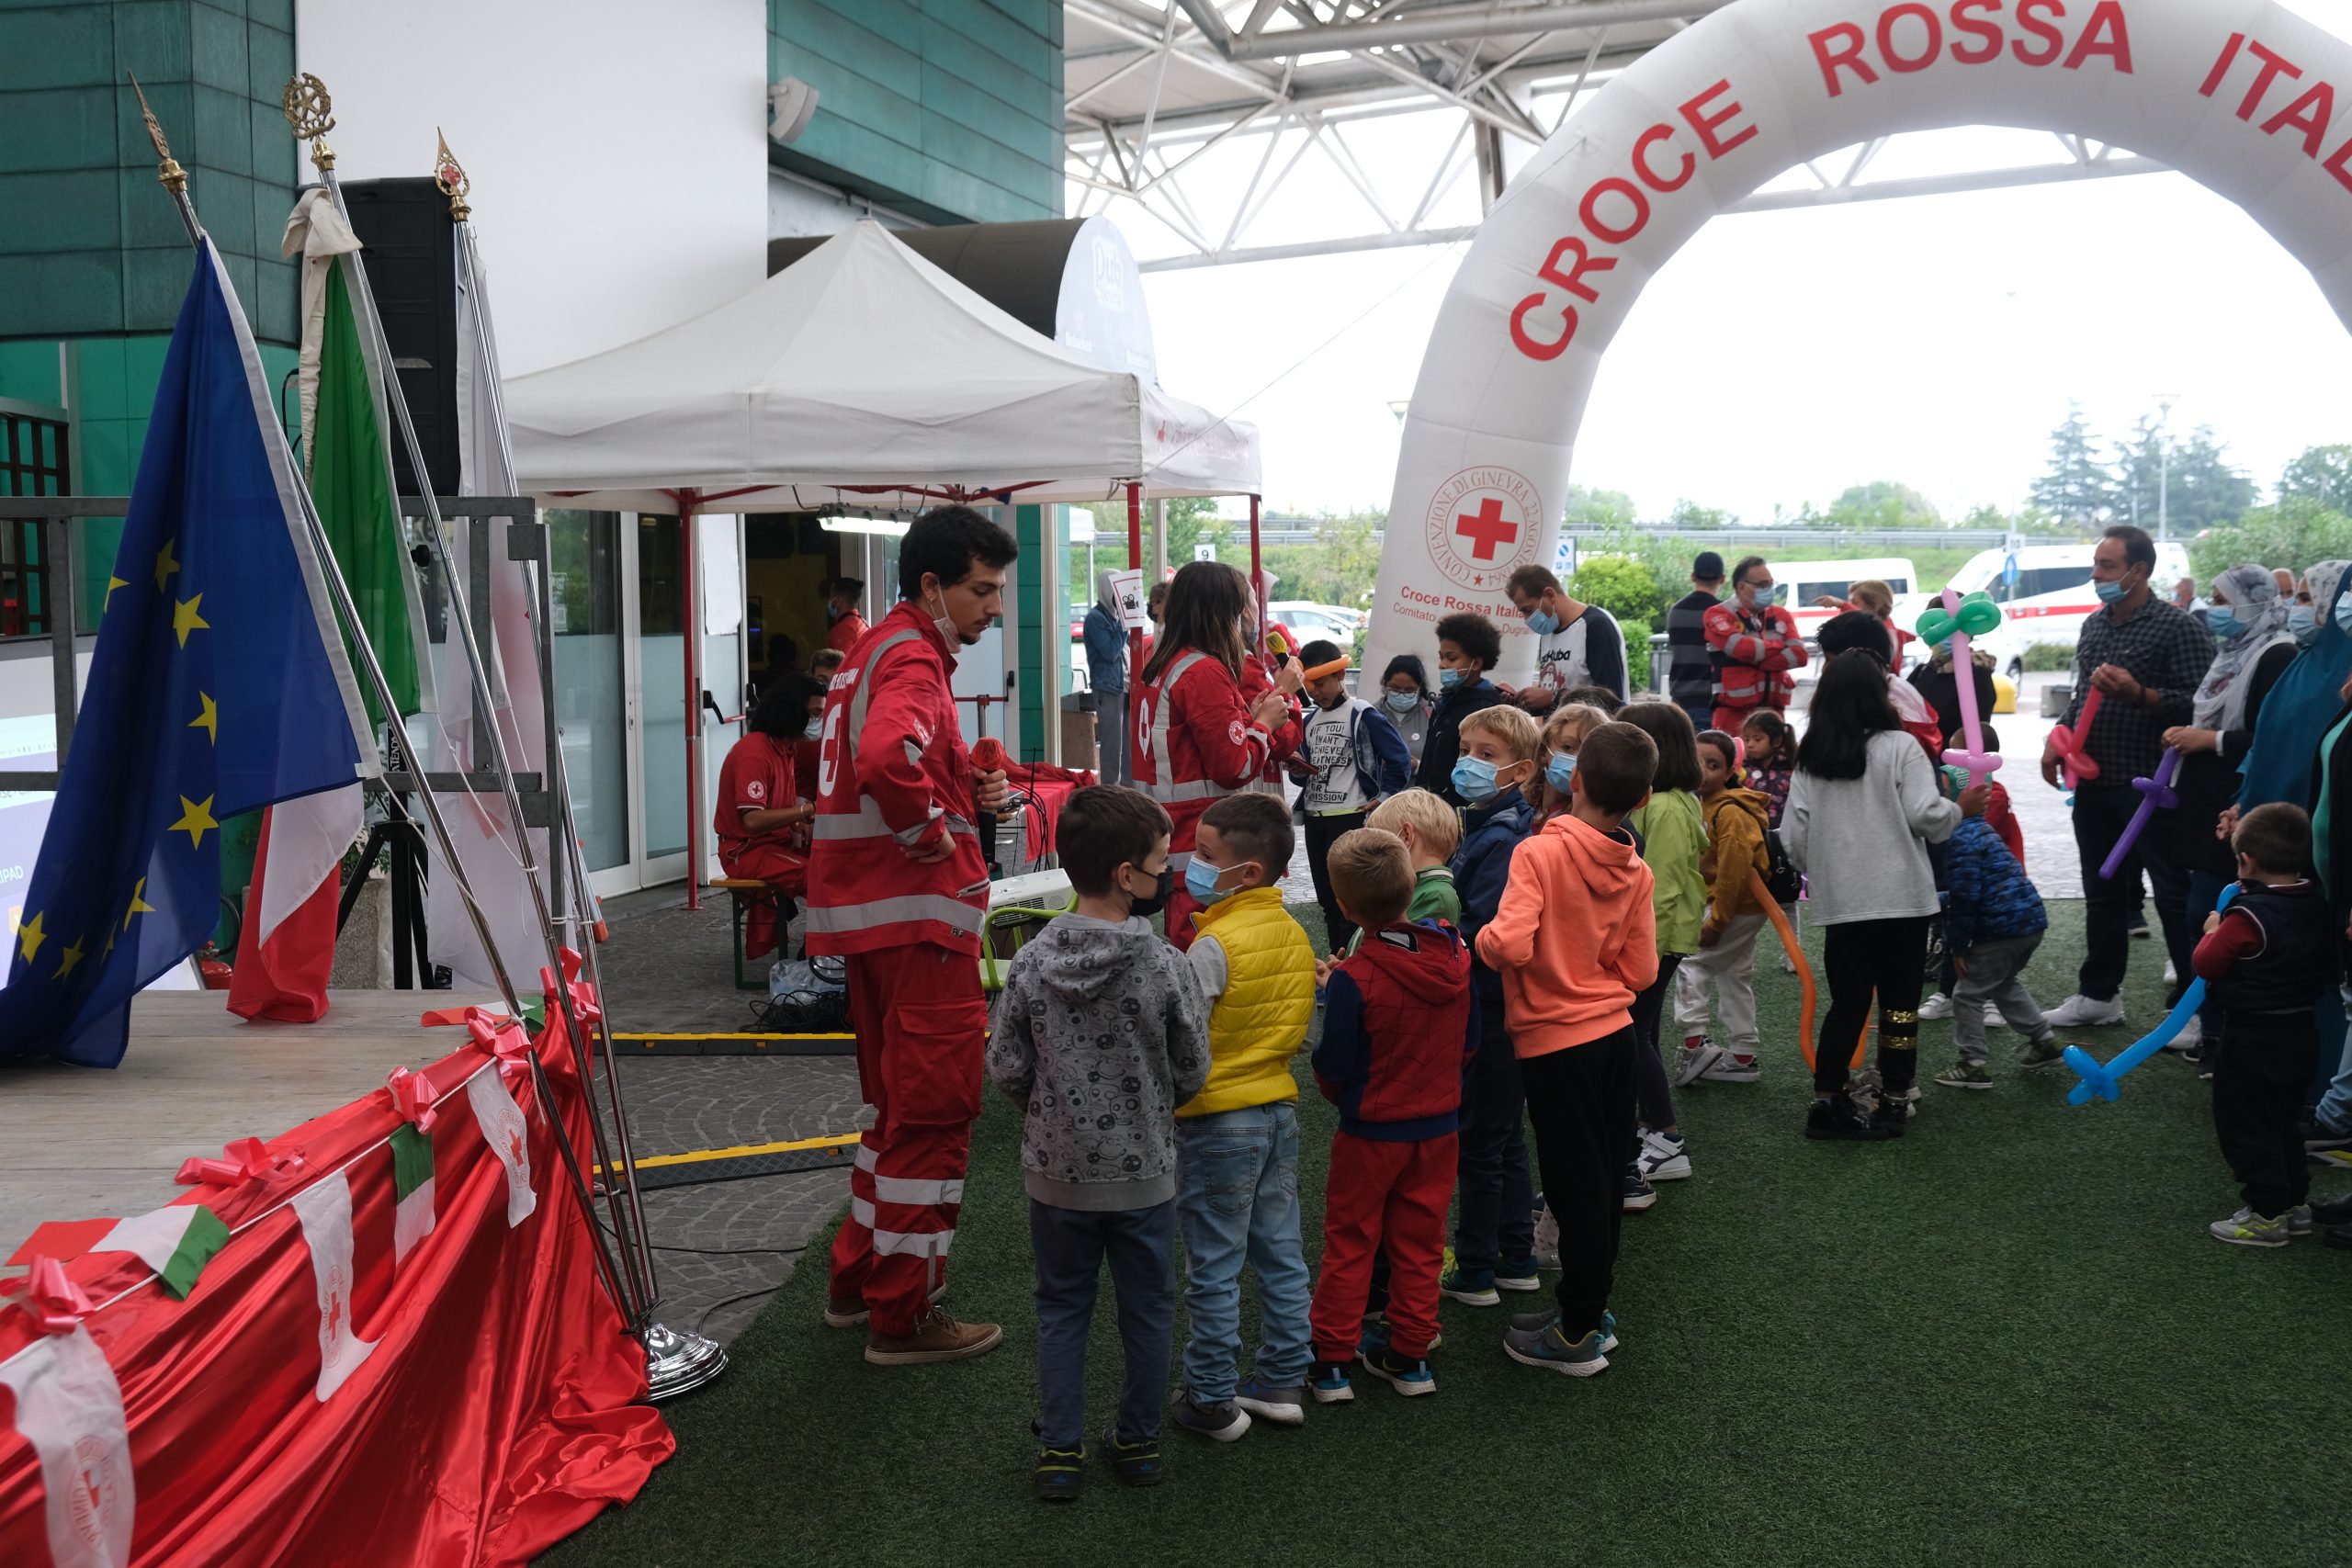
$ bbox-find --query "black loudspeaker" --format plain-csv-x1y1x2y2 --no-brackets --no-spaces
339,176,460,500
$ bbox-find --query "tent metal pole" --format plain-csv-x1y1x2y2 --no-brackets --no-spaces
1250,493,1266,661
680,494,703,911
1125,482,1143,677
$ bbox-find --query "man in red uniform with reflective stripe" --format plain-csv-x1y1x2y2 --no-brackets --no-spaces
808,507,1015,1365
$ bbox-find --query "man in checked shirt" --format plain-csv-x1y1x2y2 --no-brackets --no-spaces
2038,525,2217,1033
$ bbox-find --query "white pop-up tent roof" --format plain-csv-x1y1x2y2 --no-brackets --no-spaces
505,219,1259,510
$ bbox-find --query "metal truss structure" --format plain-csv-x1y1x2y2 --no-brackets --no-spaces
1066,0,2167,271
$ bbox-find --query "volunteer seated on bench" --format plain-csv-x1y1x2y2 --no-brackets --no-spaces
716,677,817,961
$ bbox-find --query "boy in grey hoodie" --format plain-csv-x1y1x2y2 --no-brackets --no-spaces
987,785,1212,1502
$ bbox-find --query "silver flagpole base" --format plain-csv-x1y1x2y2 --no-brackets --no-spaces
641,1321,729,1401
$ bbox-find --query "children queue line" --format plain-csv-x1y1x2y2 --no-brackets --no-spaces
805,519,2352,1504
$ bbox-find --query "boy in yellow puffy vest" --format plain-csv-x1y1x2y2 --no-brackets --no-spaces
1172,791,1317,1442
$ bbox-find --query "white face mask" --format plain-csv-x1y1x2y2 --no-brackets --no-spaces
926,585,963,649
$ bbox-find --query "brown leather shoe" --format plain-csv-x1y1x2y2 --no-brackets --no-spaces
864,1306,1002,1366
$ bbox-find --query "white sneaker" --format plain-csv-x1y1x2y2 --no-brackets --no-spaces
1983,1003,2006,1028
1673,1040,1722,1088
1917,993,1955,1021
2163,961,2177,987
1701,1052,1761,1083
1637,1130,1692,1182
2041,993,2126,1028
2165,1015,2202,1053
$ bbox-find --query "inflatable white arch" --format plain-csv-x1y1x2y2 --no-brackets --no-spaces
1364,0,2352,684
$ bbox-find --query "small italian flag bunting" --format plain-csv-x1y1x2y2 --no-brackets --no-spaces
92,1203,230,1301
390,1123,435,1265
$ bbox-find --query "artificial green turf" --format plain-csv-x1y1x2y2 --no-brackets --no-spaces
546,904,2351,1568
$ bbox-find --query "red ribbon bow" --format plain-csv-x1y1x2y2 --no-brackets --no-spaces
539,947,603,1038
18,1258,93,1335
383,1066,440,1130
422,1005,534,1086
175,1135,301,1189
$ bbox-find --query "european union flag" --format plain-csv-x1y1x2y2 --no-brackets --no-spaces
0,241,375,1066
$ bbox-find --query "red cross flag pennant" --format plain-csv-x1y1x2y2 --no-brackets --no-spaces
290,1171,376,1403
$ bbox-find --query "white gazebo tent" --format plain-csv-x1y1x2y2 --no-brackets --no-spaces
504,219,1261,897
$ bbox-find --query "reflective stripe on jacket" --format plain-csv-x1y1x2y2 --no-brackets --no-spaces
807,602,988,958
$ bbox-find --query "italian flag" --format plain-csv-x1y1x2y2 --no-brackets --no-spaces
390,1122,435,1265
8,1202,230,1301
231,194,435,1026
93,1203,231,1301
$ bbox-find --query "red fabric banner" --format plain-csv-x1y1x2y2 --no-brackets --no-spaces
0,1018,673,1566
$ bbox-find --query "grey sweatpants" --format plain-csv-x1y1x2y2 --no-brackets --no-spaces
1953,931,2053,1065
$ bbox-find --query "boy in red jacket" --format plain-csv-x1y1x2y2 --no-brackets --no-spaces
1478,721,1659,1379
1306,829,1476,1403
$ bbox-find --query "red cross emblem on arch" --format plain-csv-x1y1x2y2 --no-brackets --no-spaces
1454,495,1519,562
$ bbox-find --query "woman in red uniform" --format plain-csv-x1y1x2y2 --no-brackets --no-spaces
1131,561,1303,947
715,679,817,961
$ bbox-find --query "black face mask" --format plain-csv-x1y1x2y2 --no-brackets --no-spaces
1127,865,1174,919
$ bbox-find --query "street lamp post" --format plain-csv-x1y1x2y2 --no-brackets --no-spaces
2154,391,2180,544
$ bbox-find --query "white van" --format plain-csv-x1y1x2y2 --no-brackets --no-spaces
1764,558,1930,673
1945,542,2192,681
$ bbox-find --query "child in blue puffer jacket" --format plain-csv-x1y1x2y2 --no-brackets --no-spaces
1933,767,2060,1090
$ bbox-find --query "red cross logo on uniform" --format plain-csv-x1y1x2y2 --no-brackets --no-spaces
1454,497,1519,562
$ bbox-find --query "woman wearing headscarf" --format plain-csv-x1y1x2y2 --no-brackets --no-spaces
2164,565,2303,1055
1082,569,1131,784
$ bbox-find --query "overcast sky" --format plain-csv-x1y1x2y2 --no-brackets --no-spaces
1106,0,2352,525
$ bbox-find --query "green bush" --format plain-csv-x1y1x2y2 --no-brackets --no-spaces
1570,554,1664,627
2188,498,2352,582
2023,643,2076,673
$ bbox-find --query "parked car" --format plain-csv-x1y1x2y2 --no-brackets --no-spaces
1945,541,2192,682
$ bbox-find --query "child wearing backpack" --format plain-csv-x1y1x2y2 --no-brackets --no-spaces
1676,731,1774,1088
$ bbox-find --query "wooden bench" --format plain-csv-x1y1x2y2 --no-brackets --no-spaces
710,878,788,991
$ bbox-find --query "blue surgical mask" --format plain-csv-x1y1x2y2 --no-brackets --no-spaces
1185,856,1236,906
2207,608,2242,642
1439,668,1465,692
1525,608,1562,637
1453,755,1502,803
1385,689,1421,715
2094,578,2126,605
2290,604,2320,646
2335,596,2352,636
1546,751,1577,795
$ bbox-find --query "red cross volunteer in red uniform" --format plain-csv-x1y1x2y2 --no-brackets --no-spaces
713,679,816,960
1132,560,1303,948
808,506,1016,1366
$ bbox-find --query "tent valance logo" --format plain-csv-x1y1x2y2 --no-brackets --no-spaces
1425,467,1539,592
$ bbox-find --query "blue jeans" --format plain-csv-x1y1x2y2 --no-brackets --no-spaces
2318,984,2352,1134
1030,1199,1176,1447
1175,1103,1313,1399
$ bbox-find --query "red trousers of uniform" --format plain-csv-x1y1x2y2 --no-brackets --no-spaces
827,942,989,1337
1309,1130,1456,1361
718,840,805,960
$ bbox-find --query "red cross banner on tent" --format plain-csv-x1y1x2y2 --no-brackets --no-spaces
0,1018,671,1565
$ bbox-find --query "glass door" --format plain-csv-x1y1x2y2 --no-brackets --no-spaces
546,510,634,895
632,513,689,887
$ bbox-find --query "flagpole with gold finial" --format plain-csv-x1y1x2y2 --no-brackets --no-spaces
129,76,642,1331
426,130,716,1394
284,74,662,1331
283,78,695,1363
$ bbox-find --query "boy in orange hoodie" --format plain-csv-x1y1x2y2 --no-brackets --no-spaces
1478,721,1659,1377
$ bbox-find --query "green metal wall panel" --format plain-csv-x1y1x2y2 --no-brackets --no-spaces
0,2,300,346
769,0,1061,225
